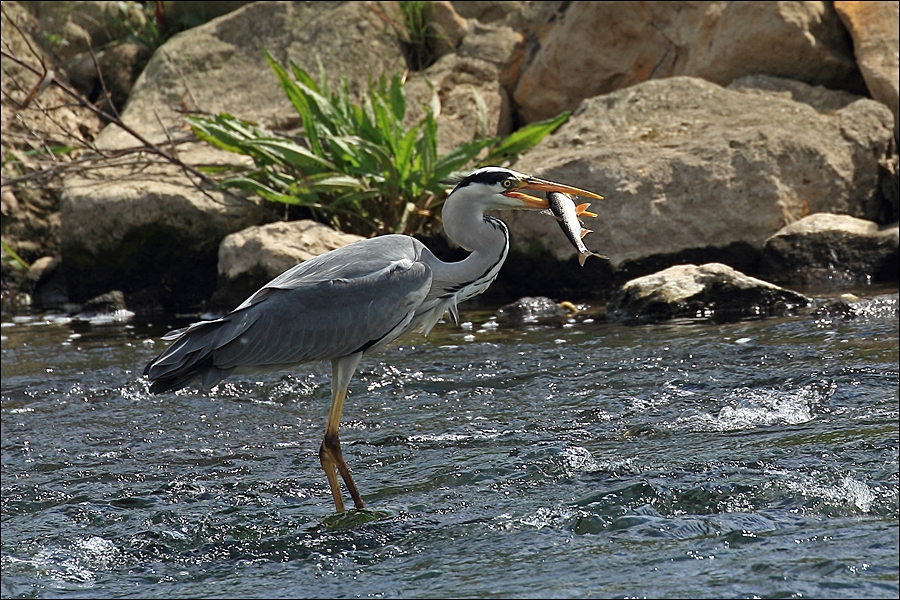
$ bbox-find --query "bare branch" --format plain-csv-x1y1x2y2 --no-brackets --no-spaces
1,41,280,221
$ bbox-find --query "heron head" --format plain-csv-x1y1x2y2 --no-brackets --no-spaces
446,167,603,210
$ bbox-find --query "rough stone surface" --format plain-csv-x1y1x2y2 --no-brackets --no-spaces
512,1,865,123
495,295,560,322
835,1,900,141
505,77,895,272
218,220,365,282
760,212,899,290
607,263,811,324
95,1,408,150
811,291,899,322
726,74,864,114
430,1,469,58
404,53,512,154
61,165,271,312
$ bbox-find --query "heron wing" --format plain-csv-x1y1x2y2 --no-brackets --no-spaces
213,257,431,368
144,236,433,392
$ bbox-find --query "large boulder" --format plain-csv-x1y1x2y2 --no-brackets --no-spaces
505,77,895,280
760,213,899,290
60,165,271,313
607,263,811,324
512,1,865,124
59,1,410,312
95,1,408,149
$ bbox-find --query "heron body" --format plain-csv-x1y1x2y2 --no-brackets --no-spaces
143,166,603,512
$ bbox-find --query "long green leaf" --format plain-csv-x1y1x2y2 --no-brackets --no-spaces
250,139,336,173
433,138,495,181
388,72,406,121
222,177,305,205
482,111,570,164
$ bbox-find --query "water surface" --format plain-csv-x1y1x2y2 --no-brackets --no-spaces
2,290,898,598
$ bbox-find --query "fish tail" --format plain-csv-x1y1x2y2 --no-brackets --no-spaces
578,251,608,267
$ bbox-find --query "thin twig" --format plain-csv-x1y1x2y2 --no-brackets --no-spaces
0,46,280,221
89,45,121,121
163,48,200,112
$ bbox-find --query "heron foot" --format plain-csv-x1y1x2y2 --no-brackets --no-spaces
320,434,366,511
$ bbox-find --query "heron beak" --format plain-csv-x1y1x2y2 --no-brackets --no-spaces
519,176,605,201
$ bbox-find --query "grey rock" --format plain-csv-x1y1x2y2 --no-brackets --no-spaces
94,1,408,150
835,1,900,142
78,289,129,318
404,53,512,154
811,292,899,322
495,295,560,322
607,263,810,324
726,74,864,114
59,1,407,312
512,1,864,123
506,77,895,273
61,165,271,311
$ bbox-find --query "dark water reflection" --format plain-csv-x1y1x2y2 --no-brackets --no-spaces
2,290,898,598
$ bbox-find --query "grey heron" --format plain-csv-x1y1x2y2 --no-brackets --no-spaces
143,166,604,512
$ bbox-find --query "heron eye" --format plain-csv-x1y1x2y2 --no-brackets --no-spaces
502,179,512,188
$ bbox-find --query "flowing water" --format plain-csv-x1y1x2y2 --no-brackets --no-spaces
2,289,898,599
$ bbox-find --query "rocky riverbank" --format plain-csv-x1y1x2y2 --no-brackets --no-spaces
2,1,897,322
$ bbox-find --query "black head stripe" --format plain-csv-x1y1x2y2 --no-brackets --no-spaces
450,167,514,192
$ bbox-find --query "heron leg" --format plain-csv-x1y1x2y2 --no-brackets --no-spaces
319,353,366,512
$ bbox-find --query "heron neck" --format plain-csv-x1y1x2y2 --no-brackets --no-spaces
442,196,506,254
434,197,509,292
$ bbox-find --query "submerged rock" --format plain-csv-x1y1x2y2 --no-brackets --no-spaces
811,292,899,322
496,296,561,323
607,263,810,324
77,290,134,323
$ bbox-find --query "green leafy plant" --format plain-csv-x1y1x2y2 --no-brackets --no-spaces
187,51,569,237
397,1,442,71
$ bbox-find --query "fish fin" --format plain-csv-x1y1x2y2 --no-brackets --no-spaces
580,228,593,239
540,208,553,216
575,203,597,218
578,252,589,267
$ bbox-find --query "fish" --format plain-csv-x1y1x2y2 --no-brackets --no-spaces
544,191,607,267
